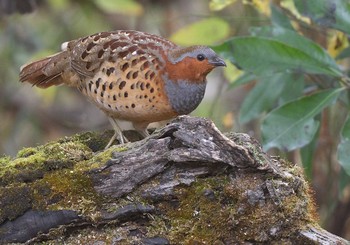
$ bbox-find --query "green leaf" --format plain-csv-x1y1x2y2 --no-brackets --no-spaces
94,0,143,16
217,36,342,77
212,42,236,64
209,0,237,11
336,46,350,60
250,26,341,75
294,0,350,34
239,73,287,123
270,4,294,30
278,73,304,105
262,88,343,151
338,114,350,175
169,18,230,46
228,72,256,90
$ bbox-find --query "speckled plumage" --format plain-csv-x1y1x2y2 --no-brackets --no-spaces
19,30,226,147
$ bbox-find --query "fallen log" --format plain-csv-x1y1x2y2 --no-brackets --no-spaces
0,116,348,244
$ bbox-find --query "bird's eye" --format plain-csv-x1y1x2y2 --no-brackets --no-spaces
197,54,205,61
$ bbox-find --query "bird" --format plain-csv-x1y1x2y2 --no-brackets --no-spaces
19,30,226,148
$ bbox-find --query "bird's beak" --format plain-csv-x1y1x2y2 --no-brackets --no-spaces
209,56,226,67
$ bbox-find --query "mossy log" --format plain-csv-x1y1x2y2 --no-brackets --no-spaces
0,116,348,244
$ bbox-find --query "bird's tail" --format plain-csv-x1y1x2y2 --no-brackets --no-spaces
19,51,69,88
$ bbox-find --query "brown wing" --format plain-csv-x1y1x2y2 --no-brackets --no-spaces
67,30,178,79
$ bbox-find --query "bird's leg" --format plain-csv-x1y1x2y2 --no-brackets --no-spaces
106,118,129,149
133,122,150,138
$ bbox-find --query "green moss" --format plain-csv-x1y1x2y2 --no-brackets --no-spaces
17,147,38,158
0,129,133,235
152,176,235,243
0,156,12,167
148,167,316,244
0,150,47,185
75,144,127,172
0,129,319,243
69,130,115,152
0,137,95,186
39,169,102,216
0,131,112,220
0,184,32,223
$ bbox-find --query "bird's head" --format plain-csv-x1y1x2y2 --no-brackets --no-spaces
165,45,226,83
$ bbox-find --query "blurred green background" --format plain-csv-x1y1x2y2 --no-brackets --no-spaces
1,0,350,240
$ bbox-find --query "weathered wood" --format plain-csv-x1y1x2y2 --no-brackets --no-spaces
0,116,348,244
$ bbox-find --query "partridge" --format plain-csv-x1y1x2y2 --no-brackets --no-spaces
19,30,226,147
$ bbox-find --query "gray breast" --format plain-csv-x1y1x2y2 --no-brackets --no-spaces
163,75,206,115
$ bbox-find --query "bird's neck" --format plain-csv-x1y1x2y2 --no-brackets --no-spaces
163,75,207,115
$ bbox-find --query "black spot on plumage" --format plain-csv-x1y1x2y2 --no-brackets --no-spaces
102,83,106,91
86,42,96,51
109,82,114,90
132,71,138,79
131,103,135,108
93,35,100,42
139,56,147,62
81,36,89,42
121,63,129,71
131,84,135,89
118,50,129,58
106,67,115,76
86,62,92,70
137,50,146,55
113,95,117,101
150,88,154,93
141,61,150,70
96,78,101,88
124,91,128,97
119,81,126,90
97,49,104,59
140,82,145,90
111,41,129,50
81,51,88,59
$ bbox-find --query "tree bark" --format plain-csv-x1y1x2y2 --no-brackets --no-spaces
0,116,348,244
